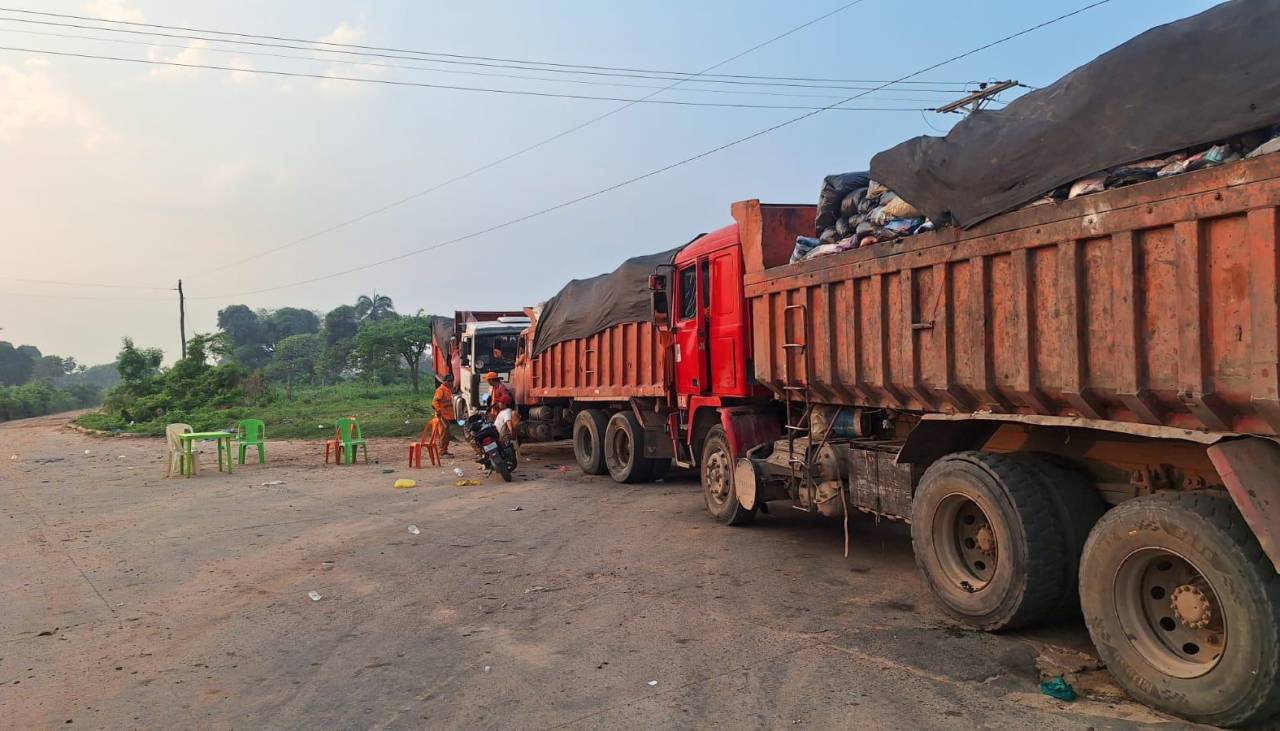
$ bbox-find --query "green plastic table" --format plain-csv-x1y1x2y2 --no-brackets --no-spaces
178,431,235,476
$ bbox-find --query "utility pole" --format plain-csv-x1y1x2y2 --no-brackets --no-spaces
936,80,1019,116
178,279,187,359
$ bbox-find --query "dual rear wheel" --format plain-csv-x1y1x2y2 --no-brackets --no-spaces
572,408,670,483
910,452,1280,727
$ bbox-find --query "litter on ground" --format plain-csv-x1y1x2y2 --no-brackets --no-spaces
307,591,322,602
1039,677,1077,702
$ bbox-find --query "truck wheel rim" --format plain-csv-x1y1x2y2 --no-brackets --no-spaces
705,448,731,506
932,493,997,591
1113,547,1226,678
610,428,632,469
576,428,594,461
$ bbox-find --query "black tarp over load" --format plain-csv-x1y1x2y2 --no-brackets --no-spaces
530,247,682,357
870,0,1280,228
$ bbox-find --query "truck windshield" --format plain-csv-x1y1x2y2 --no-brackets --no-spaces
475,333,518,372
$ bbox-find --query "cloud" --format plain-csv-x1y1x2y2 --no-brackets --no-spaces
227,57,255,85
0,63,106,149
318,22,367,47
315,22,381,93
146,40,209,80
83,0,145,23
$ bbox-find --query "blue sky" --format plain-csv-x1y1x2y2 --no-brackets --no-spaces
1,0,1221,364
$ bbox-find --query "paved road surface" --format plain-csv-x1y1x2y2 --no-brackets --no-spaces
0,413,1202,729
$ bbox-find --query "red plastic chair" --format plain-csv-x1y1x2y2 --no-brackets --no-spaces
408,418,442,468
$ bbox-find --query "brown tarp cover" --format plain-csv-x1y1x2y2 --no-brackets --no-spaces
870,0,1280,228
531,248,681,357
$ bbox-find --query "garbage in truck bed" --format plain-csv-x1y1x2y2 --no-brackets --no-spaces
867,0,1280,228
796,124,1280,264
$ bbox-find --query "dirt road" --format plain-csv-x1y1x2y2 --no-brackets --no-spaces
0,413,1199,729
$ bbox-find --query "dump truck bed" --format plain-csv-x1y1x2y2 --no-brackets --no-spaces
525,320,668,402
741,153,1280,435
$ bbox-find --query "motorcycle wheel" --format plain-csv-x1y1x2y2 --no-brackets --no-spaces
494,456,512,482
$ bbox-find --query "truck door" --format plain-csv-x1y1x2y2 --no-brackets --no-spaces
707,248,744,395
673,259,710,395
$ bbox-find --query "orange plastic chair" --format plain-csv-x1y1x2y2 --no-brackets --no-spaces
409,418,442,468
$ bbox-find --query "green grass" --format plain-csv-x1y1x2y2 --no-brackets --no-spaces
75,382,434,439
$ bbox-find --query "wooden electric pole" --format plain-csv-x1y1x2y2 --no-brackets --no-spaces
178,279,187,359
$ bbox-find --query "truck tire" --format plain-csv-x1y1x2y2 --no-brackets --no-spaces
1014,454,1106,617
572,409,609,476
910,451,1067,631
1079,491,1280,727
604,412,653,483
701,425,755,526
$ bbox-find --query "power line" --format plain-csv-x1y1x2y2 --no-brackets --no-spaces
0,13,974,93
0,275,174,291
192,0,879,278
0,44,940,113
0,26,966,100
0,290,171,301
0,6,974,86
191,0,1111,302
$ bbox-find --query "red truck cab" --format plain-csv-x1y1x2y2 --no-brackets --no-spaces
665,202,814,461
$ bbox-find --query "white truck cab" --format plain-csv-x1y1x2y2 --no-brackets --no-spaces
453,316,529,417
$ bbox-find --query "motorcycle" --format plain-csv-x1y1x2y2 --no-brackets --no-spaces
460,412,518,482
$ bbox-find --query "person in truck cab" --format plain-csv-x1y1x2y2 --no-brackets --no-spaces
432,373,457,456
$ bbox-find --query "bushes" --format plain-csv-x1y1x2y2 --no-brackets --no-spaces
0,381,101,422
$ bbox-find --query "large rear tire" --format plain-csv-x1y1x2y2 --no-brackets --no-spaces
1013,454,1106,617
1079,491,1280,727
910,451,1067,631
572,409,609,476
701,425,755,526
604,412,653,483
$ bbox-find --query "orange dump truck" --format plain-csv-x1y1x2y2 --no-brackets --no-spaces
712,153,1280,726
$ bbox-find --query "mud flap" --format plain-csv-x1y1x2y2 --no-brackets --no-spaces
1207,437,1280,573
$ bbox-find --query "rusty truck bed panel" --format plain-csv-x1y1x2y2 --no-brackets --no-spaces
527,320,668,401
742,153,1280,435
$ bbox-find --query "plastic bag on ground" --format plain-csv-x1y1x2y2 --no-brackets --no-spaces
866,180,888,199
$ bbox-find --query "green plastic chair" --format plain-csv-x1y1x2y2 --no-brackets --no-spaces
336,416,368,465
236,418,266,465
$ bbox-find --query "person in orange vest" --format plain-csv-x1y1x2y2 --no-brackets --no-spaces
432,373,457,456
485,371,518,446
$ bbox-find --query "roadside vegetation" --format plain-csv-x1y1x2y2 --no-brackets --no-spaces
0,340,117,422
76,293,438,438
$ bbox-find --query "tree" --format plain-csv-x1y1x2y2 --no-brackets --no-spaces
217,304,269,370
354,315,432,392
354,293,396,322
264,307,321,343
31,355,75,383
0,341,36,386
320,305,360,381
116,337,163,386
269,333,321,397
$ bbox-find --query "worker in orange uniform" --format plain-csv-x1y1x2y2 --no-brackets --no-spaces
432,373,457,456
485,371,518,446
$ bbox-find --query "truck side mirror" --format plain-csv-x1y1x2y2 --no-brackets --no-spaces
648,274,666,291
